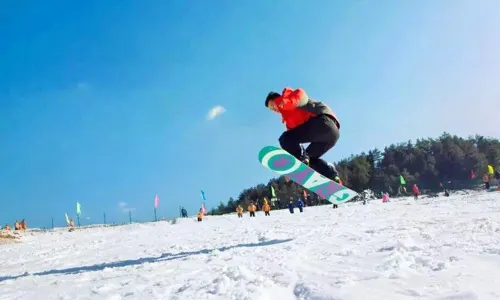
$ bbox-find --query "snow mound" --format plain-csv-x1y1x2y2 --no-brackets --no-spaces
0,231,21,245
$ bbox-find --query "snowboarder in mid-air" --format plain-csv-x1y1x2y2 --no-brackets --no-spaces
265,87,341,183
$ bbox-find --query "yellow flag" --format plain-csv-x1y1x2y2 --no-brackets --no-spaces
488,165,494,174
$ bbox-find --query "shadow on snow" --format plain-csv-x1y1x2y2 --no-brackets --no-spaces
0,238,293,282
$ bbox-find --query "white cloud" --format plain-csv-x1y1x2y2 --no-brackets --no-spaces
118,202,135,213
206,105,226,121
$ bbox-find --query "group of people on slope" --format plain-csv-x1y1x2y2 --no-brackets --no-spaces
483,170,500,190
234,198,307,217
3,219,27,231
235,200,271,218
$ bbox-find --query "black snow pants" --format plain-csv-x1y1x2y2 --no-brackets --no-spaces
279,115,339,178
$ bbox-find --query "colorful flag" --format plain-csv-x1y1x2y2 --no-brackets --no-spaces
303,190,307,199
399,175,406,185
488,165,495,175
200,190,207,201
76,202,82,216
470,169,476,179
65,213,70,225
154,194,160,209
271,186,276,198
201,203,207,215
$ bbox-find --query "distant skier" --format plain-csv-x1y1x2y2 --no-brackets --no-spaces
412,184,420,200
262,202,271,216
180,207,188,218
265,87,341,183
248,203,256,217
296,199,304,213
483,174,490,190
236,205,243,218
382,193,390,203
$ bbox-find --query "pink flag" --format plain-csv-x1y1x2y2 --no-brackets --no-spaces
470,169,476,179
154,194,160,209
201,203,207,215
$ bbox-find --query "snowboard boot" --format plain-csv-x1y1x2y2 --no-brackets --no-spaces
305,157,341,184
301,154,311,166
326,162,341,184
285,161,340,184
300,145,310,165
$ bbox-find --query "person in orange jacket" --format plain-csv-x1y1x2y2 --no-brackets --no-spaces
265,87,341,183
197,210,203,222
236,205,243,218
262,202,271,216
248,203,256,217
20,219,26,230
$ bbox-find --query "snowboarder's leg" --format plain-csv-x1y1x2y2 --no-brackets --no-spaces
303,116,340,181
303,115,339,156
279,115,339,161
279,115,340,181
278,123,311,160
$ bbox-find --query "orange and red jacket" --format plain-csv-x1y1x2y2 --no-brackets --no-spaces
274,87,340,130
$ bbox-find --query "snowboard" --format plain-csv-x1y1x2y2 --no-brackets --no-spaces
258,145,358,204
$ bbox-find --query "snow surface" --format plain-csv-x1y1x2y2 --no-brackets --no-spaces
2,192,500,300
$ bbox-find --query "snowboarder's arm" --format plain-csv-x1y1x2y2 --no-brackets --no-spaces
277,88,308,110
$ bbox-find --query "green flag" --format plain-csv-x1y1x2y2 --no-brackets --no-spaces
271,186,276,198
76,202,82,215
399,175,406,185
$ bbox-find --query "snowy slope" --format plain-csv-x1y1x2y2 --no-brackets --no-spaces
1,192,500,300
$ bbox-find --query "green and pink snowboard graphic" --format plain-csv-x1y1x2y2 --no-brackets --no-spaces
258,145,358,204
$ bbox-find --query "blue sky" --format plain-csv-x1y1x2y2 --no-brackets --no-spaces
1,0,499,228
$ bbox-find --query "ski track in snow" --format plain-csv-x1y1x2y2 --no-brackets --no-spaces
2,192,500,300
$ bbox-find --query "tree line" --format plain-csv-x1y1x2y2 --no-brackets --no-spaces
210,133,500,215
